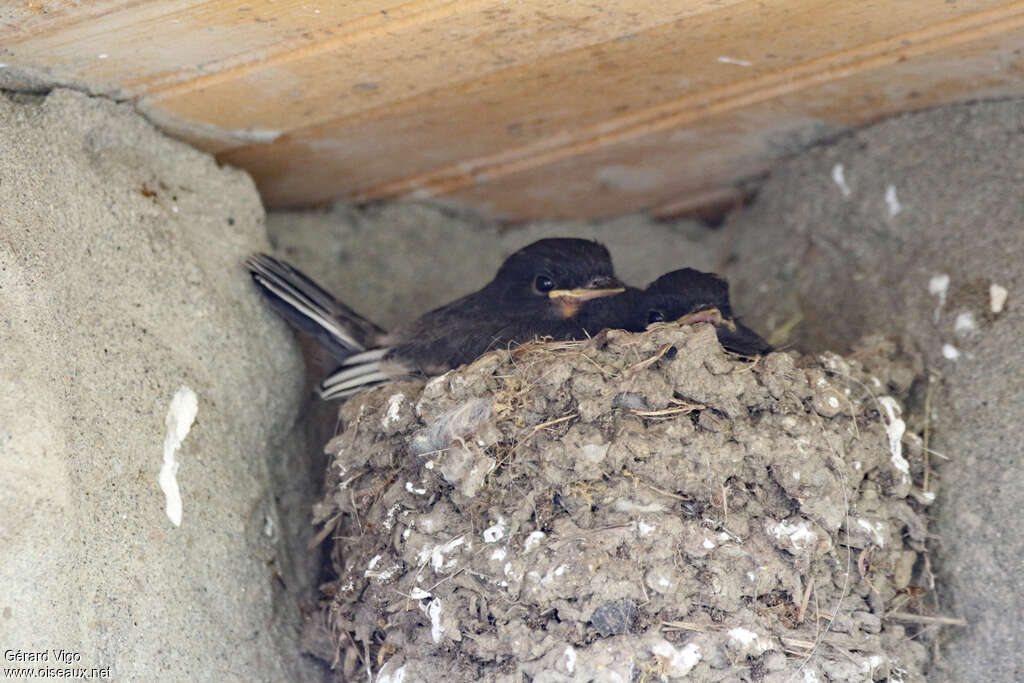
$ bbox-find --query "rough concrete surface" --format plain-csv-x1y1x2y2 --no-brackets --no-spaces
722,98,1024,682
312,325,934,681
0,89,321,681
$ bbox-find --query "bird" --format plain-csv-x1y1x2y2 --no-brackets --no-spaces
246,238,628,399
635,268,772,356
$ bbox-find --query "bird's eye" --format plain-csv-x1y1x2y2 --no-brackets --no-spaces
648,309,665,324
534,275,555,294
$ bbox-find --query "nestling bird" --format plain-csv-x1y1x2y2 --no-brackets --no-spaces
636,268,772,356
246,239,627,399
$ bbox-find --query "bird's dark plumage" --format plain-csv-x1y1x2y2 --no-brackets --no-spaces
246,238,628,399
637,268,772,356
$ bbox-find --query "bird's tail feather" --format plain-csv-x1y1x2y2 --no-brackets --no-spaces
319,349,416,399
245,254,384,361
319,368,393,400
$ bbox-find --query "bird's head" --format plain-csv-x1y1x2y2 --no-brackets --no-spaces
640,268,771,355
491,238,625,320
640,268,736,330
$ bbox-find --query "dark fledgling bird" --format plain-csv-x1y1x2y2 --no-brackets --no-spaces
636,268,772,356
246,239,627,399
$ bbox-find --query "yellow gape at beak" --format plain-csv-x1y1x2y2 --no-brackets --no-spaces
676,307,738,332
548,286,626,318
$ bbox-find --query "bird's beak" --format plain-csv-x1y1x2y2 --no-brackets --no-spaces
676,307,738,332
548,276,625,318
548,276,625,303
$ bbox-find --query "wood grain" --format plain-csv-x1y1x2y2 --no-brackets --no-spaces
4,0,1022,218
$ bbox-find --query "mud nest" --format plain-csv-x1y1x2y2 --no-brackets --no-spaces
305,323,941,682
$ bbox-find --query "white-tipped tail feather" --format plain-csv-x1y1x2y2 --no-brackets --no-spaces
339,347,390,366
317,348,395,399
318,351,418,399
246,254,408,400
319,369,393,399
246,254,368,355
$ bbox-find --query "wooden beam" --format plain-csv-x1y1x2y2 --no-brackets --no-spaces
4,0,1022,218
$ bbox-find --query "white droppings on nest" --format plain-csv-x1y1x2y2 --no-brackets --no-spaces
540,564,569,586
637,519,656,536
159,386,198,527
857,518,887,547
430,536,465,572
929,274,950,321
767,519,818,551
703,537,716,549
490,547,507,562
885,184,902,216
727,627,765,651
954,311,977,334
376,663,406,683
942,343,961,360
405,482,426,495
990,283,1008,313
383,504,402,530
381,393,405,428
613,500,667,514
793,471,801,481
878,396,909,474
483,517,506,542
367,564,401,584
428,599,444,643
651,639,701,677
409,587,431,601
524,531,546,552
862,654,886,673
564,646,577,674
367,555,382,570
831,163,852,198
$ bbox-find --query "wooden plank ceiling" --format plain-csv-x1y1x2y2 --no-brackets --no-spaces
4,1,1023,220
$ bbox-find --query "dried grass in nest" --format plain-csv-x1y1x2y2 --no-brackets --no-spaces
309,326,959,681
